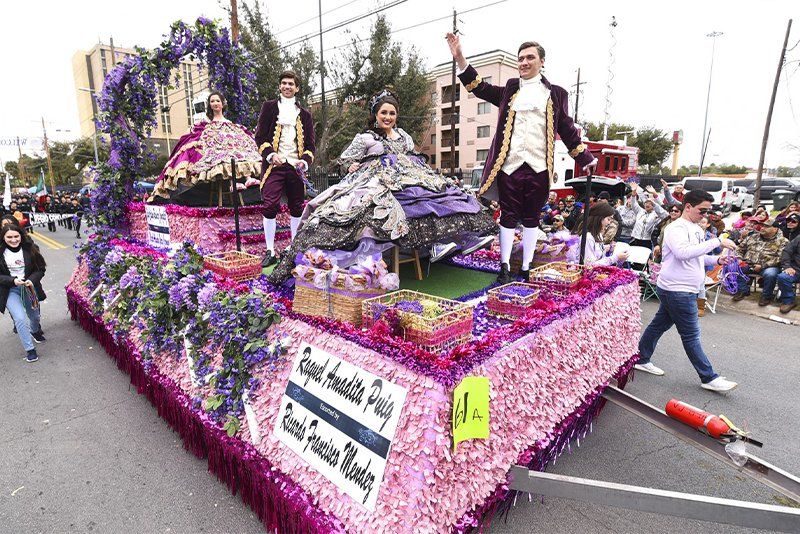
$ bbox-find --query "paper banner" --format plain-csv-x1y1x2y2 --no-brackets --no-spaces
452,376,490,451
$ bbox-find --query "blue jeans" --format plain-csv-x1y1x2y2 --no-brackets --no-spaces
6,286,41,352
777,270,800,304
736,265,780,298
639,287,718,384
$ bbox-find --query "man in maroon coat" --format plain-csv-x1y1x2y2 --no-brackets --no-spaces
254,70,316,267
446,34,596,283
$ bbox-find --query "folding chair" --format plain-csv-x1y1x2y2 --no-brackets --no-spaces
625,245,659,302
704,265,723,314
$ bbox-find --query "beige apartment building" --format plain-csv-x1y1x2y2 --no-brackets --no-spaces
419,50,519,174
72,41,206,157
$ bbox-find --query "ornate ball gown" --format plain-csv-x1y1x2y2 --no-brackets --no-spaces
269,128,497,282
151,119,263,206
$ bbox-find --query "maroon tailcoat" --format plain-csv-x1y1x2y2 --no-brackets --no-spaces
254,99,316,183
457,65,594,201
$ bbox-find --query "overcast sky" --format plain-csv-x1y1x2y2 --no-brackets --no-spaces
2,0,799,168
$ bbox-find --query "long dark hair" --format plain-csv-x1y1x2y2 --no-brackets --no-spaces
1,224,46,270
573,201,615,241
366,89,400,137
205,91,227,121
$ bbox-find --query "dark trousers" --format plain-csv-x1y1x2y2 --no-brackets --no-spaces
496,164,549,228
261,164,304,219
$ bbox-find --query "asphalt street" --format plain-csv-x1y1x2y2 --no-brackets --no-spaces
1,223,798,533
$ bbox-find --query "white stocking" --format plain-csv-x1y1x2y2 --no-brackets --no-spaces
263,217,276,253
499,226,515,265
290,216,302,240
521,226,539,270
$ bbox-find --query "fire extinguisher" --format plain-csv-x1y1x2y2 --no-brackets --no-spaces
665,399,731,438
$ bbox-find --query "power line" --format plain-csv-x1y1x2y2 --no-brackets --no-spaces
272,0,409,53
322,0,508,54
275,0,363,36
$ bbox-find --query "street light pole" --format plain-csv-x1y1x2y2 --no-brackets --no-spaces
699,31,723,177
78,87,101,164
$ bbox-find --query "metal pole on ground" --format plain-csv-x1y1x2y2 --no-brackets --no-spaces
579,174,594,265
230,157,241,252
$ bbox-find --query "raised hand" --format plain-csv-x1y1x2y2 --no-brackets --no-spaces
445,32,461,58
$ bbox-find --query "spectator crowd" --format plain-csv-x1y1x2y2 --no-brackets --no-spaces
1,191,91,238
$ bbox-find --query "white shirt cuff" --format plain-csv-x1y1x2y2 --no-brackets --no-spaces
456,63,470,76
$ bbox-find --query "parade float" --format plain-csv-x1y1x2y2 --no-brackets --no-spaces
68,18,641,533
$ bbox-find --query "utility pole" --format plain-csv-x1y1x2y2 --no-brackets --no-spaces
230,0,240,42
753,19,792,210
16,136,27,185
699,31,723,177
41,118,56,194
449,9,458,179
572,68,586,123
318,0,327,166
110,36,117,65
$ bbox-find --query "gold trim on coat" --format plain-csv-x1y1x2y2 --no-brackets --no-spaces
296,116,305,158
569,143,587,158
260,123,283,188
478,91,518,196
302,150,314,162
546,97,555,183
464,75,483,93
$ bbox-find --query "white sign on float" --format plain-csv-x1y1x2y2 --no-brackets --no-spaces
273,342,408,511
145,205,171,249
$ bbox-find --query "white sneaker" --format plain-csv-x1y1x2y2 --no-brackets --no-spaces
430,242,458,263
634,362,665,376
701,377,738,392
460,235,495,255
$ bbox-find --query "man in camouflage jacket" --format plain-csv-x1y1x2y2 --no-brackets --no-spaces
733,221,789,305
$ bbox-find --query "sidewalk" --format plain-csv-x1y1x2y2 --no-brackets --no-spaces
716,291,800,325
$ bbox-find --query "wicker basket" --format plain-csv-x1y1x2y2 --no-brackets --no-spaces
204,250,262,282
509,243,569,273
362,290,474,353
528,261,584,298
292,271,385,326
486,282,540,320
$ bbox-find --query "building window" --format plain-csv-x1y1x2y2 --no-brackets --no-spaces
612,156,619,171
183,63,195,127
430,154,436,165
441,84,461,103
430,134,436,146
477,125,490,138
477,102,492,115
100,49,108,78
476,149,489,163
159,85,172,135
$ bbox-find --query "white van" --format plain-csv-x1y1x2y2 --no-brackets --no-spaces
681,177,735,215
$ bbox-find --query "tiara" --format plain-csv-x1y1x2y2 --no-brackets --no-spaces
368,88,395,113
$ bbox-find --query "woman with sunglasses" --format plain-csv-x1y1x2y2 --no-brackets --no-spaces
652,204,683,261
1,224,47,363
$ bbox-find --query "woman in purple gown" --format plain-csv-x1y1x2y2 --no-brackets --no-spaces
269,89,496,283
150,92,262,205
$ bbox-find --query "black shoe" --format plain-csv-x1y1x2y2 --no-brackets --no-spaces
261,250,278,268
519,268,530,281
497,263,512,285
732,291,749,302
26,349,39,363
32,331,46,343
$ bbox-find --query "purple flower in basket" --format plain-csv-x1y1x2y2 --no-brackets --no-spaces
395,300,424,314
497,285,537,301
372,303,389,321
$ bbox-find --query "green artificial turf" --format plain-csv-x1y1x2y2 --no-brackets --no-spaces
398,262,496,299
265,257,494,299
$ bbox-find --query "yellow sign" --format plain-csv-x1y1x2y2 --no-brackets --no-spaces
452,376,490,451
